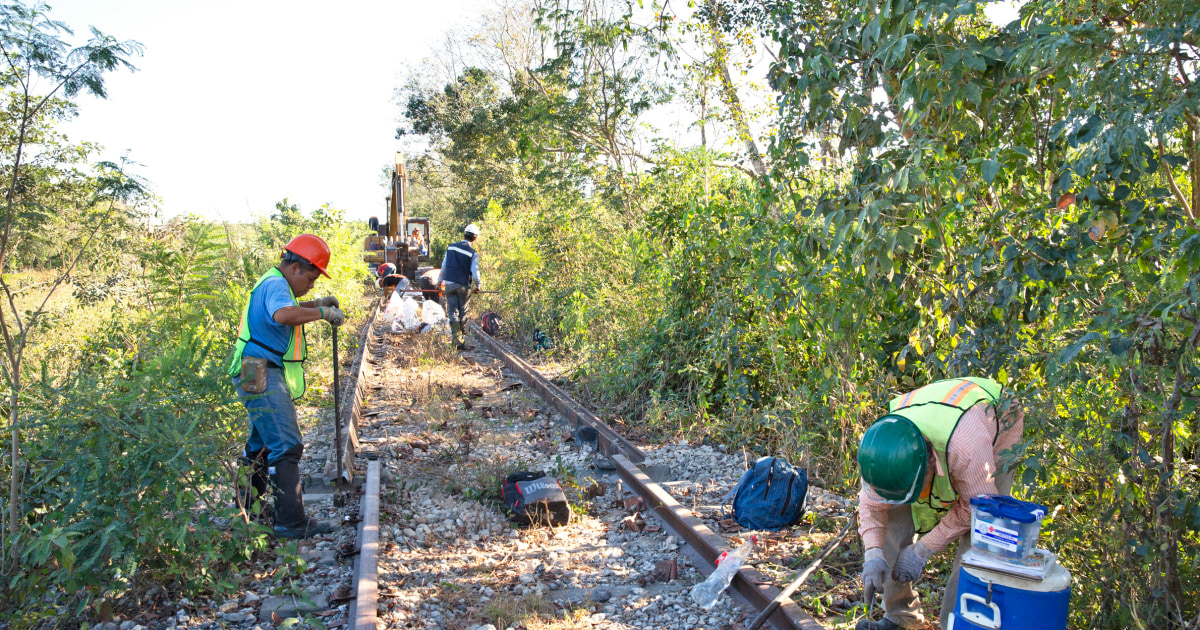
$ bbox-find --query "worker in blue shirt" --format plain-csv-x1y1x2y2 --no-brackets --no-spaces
438,223,481,350
228,234,345,538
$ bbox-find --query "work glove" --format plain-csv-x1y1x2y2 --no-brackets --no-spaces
316,295,340,309
320,306,345,327
862,547,888,603
892,539,934,583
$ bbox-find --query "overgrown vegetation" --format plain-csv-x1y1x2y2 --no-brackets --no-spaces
399,0,1199,626
1,0,1196,625
0,3,371,622
0,209,368,623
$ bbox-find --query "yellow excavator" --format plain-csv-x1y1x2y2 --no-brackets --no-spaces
364,152,430,280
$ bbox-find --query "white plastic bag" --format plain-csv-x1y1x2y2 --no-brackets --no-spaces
383,290,403,321
417,301,449,334
420,301,446,326
396,296,420,332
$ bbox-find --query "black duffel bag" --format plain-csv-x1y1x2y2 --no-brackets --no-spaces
500,471,571,526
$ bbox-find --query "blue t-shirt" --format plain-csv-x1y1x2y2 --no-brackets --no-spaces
241,275,298,367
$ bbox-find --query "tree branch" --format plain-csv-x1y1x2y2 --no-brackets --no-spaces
705,1,768,179
1157,140,1197,226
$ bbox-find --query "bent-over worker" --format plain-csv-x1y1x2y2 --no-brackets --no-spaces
438,223,481,351
419,267,443,305
856,376,1023,630
374,263,411,296
227,234,345,539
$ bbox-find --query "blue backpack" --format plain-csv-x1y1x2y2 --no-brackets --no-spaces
724,456,809,531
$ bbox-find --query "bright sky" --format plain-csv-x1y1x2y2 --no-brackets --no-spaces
51,0,485,223
47,0,1024,224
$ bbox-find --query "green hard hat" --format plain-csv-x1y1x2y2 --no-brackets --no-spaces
858,415,929,503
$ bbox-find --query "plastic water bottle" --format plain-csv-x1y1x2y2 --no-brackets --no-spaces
690,535,758,609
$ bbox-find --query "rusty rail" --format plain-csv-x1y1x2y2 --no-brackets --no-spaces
466,321,644,463
467,324,825,630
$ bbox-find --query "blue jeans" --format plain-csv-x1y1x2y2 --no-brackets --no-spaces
233,367,303,464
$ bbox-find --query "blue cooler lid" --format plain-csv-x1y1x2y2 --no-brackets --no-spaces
969,494,1047,523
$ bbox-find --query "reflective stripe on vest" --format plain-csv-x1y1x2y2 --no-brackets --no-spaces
441,240,475,286
888,377,1002,534
227,267,308,400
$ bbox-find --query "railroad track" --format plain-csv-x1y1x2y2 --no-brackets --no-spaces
332,308,836,630
324,301,384,630
467,322,828,630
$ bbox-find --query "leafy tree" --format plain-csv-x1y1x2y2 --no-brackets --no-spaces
757,0,1199,624
405,0,1199,625
0,0,141,543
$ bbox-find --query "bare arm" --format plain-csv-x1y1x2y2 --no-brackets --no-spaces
273,306,324,326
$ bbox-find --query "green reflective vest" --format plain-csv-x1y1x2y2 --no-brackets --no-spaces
887,377,1002,534
227,267,308,400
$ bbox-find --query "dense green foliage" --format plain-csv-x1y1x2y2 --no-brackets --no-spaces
0,4,371,620
0,211,368,623
0,0,1195,624
400,0,1198,626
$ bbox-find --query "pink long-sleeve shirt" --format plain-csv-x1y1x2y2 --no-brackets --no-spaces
858,401,1024,553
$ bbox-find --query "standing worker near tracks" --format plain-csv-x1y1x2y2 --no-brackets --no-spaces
228,234,346,539
855,377,1024,630
438,223,482,351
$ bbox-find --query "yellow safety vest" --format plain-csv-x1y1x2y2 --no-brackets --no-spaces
887,377,1002,534
227,267,307,400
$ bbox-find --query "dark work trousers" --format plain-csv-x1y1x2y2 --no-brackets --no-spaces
444,282,471,324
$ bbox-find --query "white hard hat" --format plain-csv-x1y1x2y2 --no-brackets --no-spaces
465,223,481,236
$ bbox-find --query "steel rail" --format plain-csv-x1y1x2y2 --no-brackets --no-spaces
326,301,383,484
465,321,645,463
330,302,384,629
467,324,825,630
347,460,382,630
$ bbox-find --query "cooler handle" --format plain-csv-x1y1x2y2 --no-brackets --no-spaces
960,594,1002,629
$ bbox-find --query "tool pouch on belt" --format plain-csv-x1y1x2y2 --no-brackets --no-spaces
240,357,269,394
500,471,571,526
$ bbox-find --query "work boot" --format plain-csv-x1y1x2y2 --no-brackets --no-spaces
269,456,335,539
855,617,904,630
450,322,473,351
459,323,474,351
234,448,273,522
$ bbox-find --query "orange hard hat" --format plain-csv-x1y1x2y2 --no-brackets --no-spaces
283,234,331,278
